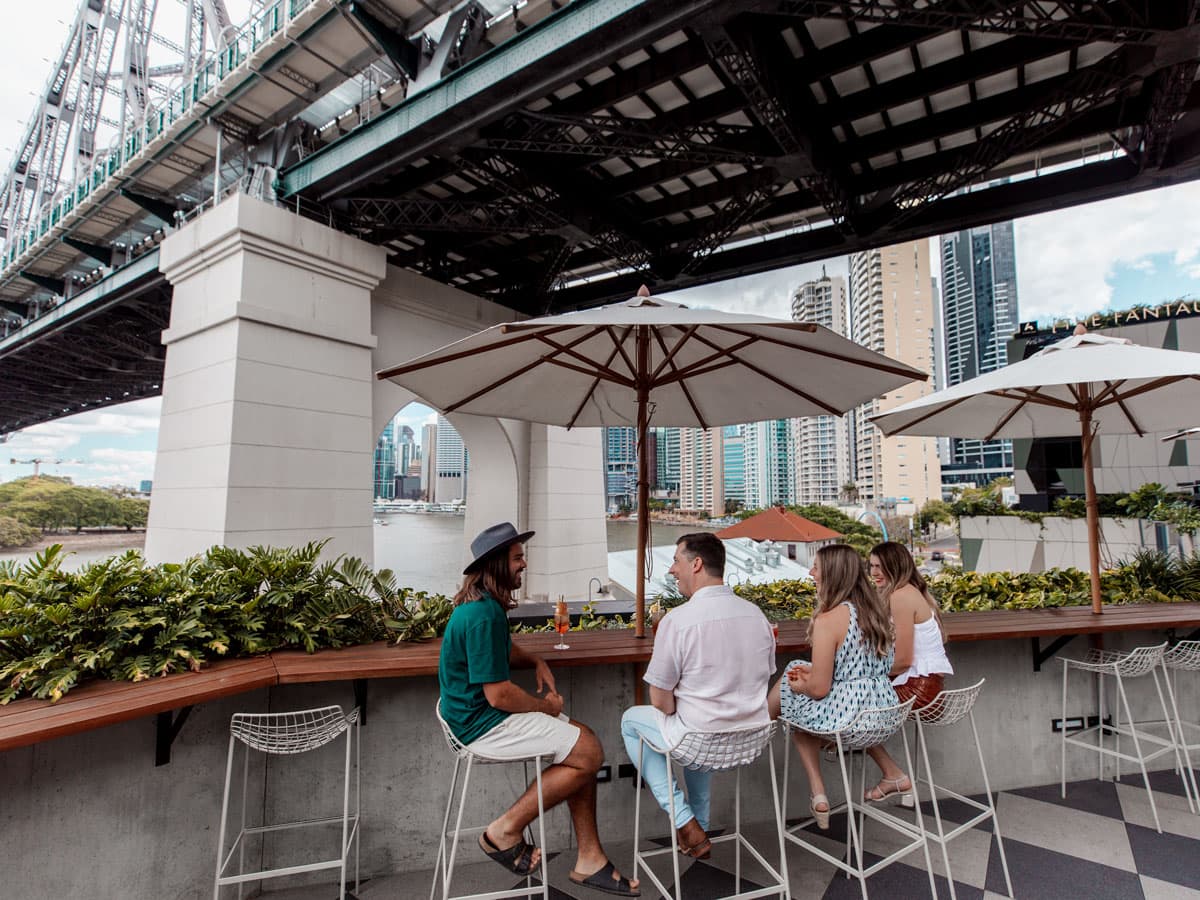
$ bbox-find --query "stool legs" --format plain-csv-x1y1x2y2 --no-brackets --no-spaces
1115,671,1163,833
213,734,237,900
1161,664,1200,813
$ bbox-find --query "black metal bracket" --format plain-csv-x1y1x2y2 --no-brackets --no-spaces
1032,635,1078,672
353,679,368,727
1184,627,1200,643
155,705,194,767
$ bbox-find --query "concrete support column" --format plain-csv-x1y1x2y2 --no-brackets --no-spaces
524,425,608,602
146,193,387,563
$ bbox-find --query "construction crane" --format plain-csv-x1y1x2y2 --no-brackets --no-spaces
9,457,85,479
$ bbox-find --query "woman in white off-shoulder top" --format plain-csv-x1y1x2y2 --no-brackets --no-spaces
862,541,953,806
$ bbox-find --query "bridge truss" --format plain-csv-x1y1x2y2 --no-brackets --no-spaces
1,0,1200,433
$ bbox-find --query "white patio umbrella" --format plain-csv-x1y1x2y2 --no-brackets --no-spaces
871,324,1200,614
378,287,926,635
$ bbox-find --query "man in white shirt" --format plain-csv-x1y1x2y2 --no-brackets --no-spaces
620,532,776,857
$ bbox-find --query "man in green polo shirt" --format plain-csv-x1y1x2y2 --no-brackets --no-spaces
438,522,638,897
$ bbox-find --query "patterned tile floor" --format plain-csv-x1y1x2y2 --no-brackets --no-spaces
256,769,1199,900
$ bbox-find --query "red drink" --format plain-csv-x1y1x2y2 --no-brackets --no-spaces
556,621,570,636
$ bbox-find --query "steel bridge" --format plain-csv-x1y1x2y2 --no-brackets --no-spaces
2,0,1200,435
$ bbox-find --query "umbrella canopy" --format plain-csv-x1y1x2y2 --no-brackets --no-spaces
379,289,927,634
871,325,1200,613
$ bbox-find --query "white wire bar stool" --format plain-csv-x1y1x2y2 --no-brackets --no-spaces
632,722,788,900
1059,641,1191,833
432,702,549,900
1161,640,1200,812
779,698,937,900
893,679,1013,900
213,705,361,900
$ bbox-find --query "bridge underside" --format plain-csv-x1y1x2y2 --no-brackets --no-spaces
0,260,168,434
282,0,1200,313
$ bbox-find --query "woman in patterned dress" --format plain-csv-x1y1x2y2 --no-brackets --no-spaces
767,543,898,828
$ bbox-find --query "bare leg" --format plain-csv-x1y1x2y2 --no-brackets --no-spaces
792,730,828,812
768,677,783,719
485,721,637,889
865,745,910,799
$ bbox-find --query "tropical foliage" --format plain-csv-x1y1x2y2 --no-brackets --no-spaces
3,538,1198,705
0,516,40,549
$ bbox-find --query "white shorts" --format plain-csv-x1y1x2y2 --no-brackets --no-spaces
467,712,581,765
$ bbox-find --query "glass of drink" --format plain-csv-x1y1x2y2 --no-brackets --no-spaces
553,602,570,650
771,622,779,644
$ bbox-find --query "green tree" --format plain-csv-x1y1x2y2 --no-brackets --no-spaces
915,499,953,539
115,497,149,531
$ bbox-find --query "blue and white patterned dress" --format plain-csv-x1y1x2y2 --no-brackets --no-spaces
779,602,898,733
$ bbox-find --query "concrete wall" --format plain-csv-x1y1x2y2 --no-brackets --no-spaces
3,631,1196,898
959,515,1185,573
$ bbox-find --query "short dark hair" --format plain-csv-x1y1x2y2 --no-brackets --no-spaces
676,532,725,577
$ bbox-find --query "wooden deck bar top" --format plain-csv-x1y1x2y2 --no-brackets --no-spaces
3,603,1200,753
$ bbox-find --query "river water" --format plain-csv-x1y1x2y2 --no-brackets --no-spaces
0,516,713,594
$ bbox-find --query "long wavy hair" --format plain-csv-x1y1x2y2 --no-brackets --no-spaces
870,541,943,638
454,549,520,609
809,544,893,659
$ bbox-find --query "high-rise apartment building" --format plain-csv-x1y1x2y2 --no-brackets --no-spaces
655,426,681,495
679,427,724,517
939,222,1020,484
849,241,942,509
419,423,436,500
373,419,396,500
603,426,638,510
744,418,795,510
791,266,851,505
722,424,745,512
434,415,468,503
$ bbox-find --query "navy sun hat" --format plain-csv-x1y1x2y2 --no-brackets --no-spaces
463,522,535,574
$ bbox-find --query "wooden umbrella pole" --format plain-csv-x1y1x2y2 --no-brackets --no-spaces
634,326,651,638
1079,395,1103,614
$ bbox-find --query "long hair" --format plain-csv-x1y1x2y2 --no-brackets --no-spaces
454,550,520,609
870,541,943,638
808,544,893,659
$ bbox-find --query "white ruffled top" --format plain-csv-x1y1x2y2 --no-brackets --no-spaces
893,616,953,686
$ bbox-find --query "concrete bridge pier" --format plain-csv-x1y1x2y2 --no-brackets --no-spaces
146,193,607,600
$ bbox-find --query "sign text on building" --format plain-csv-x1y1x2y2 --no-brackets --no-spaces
1017,298,1200,336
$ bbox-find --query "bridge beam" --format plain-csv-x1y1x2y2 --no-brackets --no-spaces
62,235,114,267
19,271,65,296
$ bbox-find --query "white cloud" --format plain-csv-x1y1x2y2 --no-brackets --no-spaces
1014,181,1200,323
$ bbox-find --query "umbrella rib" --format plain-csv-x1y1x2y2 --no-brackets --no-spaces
988,388,1076,411
543,356,636,384
1091,380,1126,406
1098,380,1145,437
709,324,925,381
874,392,975,435
656,359,741,386
534,332,632,386
649,325,700,382
605,326,639,381
377,325,575,379
1095,374,1189,406
651,327,708,428
566,341,628,430
441,327,614,413
984,396,1030,442
685,329,843,416
652,336,760,386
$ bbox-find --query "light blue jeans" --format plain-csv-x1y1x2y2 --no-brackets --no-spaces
621,705,711,830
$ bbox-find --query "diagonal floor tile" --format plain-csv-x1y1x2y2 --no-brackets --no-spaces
993,790,1136,871
817,846,981,900
1114,766,1199,802
1115,780,1200,840
1140,874,1200,900
1125,821,1200,892
1007,776,1127,821
984,835,1144,900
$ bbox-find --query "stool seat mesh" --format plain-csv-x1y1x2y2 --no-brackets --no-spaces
230,706,356,754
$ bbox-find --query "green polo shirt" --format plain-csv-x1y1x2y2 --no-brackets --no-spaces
438,594,512,745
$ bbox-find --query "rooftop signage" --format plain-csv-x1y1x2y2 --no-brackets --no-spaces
1017,297,1200,337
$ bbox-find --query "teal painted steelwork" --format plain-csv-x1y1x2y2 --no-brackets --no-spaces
0,0,322,281
278,0,651,197
0,249,161,357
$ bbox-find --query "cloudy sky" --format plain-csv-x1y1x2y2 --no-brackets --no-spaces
2,4,1199,486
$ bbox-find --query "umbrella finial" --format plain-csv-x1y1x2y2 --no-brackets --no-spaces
637,284,651,298
1074,322,1088,335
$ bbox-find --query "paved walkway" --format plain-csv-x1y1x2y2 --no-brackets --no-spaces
254,769,1198,899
